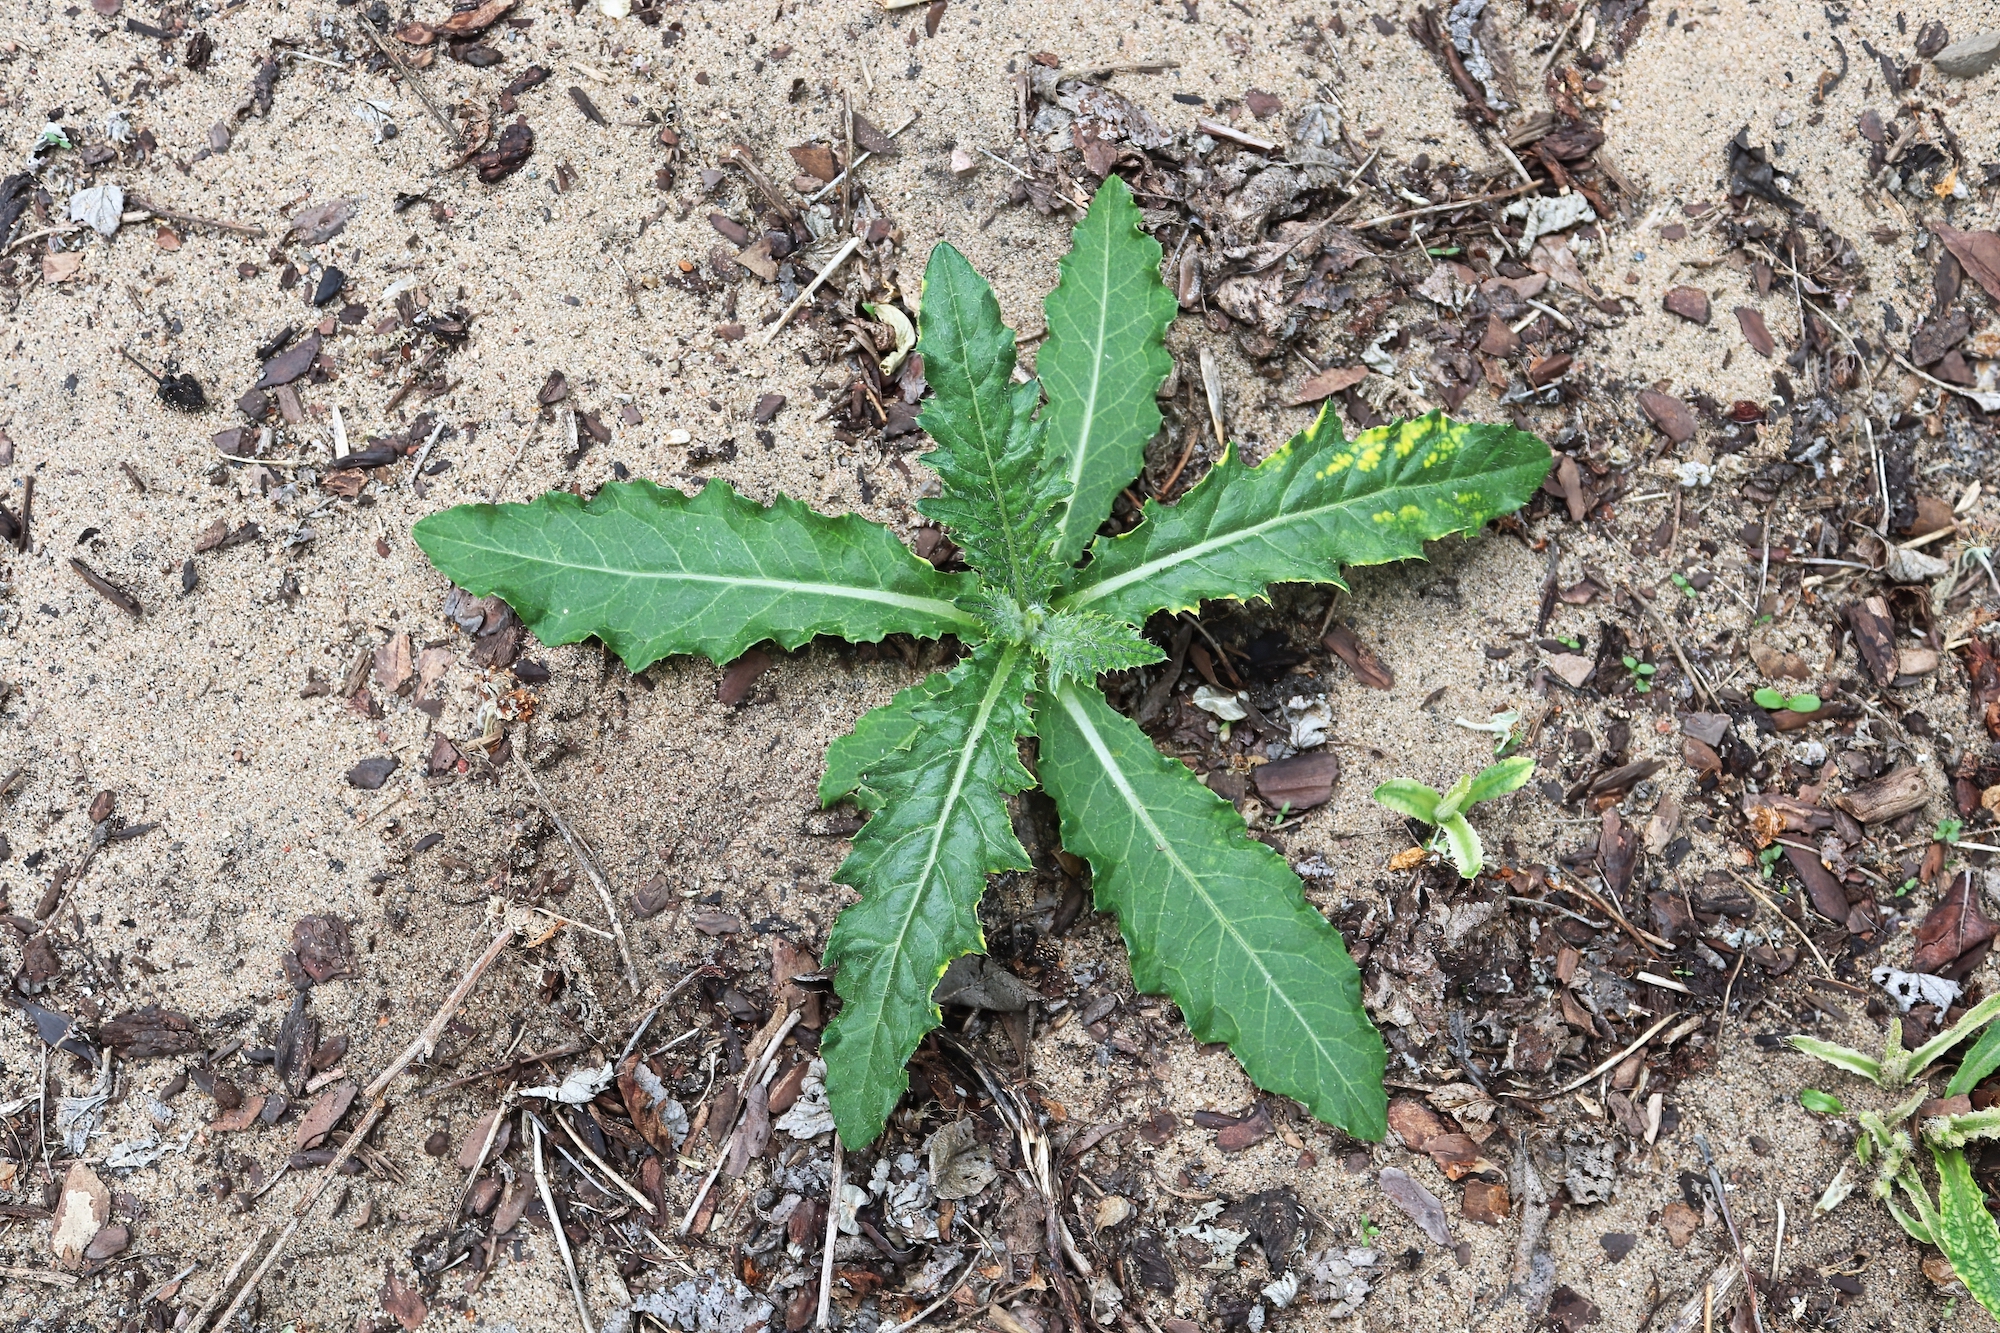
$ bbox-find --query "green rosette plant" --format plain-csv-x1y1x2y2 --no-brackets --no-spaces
413,177,1553,1147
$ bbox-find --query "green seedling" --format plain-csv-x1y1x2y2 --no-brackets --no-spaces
1621,654,1657,692
1936,817,1966,847
1753,687,1821,713
1756,844,1783,879
1790,993,2000,1317
1670,572,1698,598
1555,634,1581,650
412,178,1554,1148
1453,708,1521,756
1372,757,1536,880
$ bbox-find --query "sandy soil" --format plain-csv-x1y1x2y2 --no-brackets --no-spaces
0,0,1997,1329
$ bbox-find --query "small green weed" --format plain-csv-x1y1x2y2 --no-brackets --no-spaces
1790,996,2000,1317
1753,687,1821,713
1372,757,1535,879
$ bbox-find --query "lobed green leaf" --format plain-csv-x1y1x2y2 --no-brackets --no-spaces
915,244,1068,602
819,669,953,812
819,643,1036,1147
411,480,980,671
1787,1035,1884,1084
1036,680,1386,1139
1039,176,1180,568
1033,608,1165,689
1465,756,1536,806
1058,408,1553,624
1371,779,1441,825
1934,1146,2000,1318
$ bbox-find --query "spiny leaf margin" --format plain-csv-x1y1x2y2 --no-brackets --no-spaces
1040,175,1180,567
914,243,1069,603
819,642,1036,1146
1057,408,1553,624
1036,679,1387,1139
411,479,981,671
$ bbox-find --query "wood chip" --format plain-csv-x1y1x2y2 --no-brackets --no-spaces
568,86,606,126
1832,765,1932,824
1845,597,1900,685
1734,305,1775,357
1637,389,1695,443
1662,286,1711,323
1252,751,1340,811
717,649,773,705
296,1081,358,1150
69,559,142,617
1324,623,1393,689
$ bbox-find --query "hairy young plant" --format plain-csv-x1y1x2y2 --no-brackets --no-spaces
1791,993,2000,1316
412,178,1553,1148
1370,756,1535,879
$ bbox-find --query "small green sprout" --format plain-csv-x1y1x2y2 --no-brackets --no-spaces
1757,844,1783,880
1372,757,1535,879
1753,687,1821,713
1555,634,1581,650
1670,572,1698,598
1800,1089,1845,1116
1621,655,1657,692
1897,877,1917,898
1935,817,1965,847
1357,1212,1382,1245
1452,709,1521,756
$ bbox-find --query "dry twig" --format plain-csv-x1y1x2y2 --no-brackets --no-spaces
533,1115,597,1333
816,1133,844,1329
512,751,640,994
354,12,464,151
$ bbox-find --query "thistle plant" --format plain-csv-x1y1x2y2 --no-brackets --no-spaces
1792,993,2000,1315
1370,756,1535,879
413,178,1552,1147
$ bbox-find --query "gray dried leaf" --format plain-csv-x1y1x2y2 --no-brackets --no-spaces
926,1117,997,1200
774,1059,836,1139
1562,1128,1618,1205
1377,1167,1451,1246
68,183,124,237
522,1062,616,1104
1871,964,1961,1015
286,195,360,245
1303,1246,1375,1314
932,955,1039,1012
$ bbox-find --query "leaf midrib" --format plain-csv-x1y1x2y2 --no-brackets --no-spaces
1055,464,1505,614
857,644,1022,1040
936,277,1032,600
419,533,981,629
1048,208,1113,561
1054,681,1366,1106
